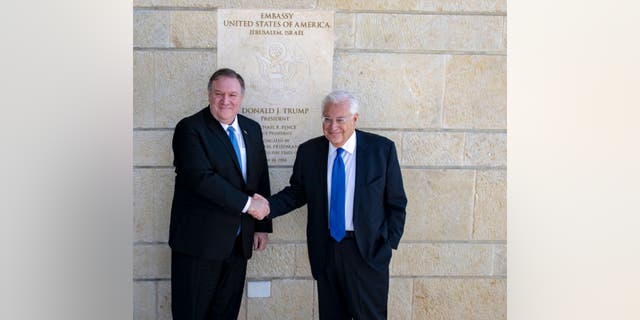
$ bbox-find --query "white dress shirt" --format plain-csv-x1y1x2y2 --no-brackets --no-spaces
327,132,357,231
219,117,251,212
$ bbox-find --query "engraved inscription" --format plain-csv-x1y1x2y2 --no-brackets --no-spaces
218,9,334,165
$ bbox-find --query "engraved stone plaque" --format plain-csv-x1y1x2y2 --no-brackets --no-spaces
218,9,334,165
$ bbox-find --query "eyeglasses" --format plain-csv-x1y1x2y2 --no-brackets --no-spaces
321,116,352,125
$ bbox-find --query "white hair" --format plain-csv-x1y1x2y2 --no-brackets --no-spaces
321,90,359,115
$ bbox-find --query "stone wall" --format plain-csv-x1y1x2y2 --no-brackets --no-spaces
133,1,507,319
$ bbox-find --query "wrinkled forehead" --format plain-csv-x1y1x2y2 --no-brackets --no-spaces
212,76,243,92
322,99,351,116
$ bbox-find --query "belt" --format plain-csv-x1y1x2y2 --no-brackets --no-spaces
329,230,355,240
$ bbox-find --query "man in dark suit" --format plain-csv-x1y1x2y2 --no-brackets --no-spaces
257,91,407,319
169,68,272,319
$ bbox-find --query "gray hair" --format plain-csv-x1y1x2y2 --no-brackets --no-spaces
321,90,359,115
208,68,245,94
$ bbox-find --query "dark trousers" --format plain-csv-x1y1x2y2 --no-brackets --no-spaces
171,236,247,320
317,236,389,320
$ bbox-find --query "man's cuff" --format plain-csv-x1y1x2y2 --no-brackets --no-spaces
241,196,251,213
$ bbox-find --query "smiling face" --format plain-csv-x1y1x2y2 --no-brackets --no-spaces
322,98,358,148
208,75,243,125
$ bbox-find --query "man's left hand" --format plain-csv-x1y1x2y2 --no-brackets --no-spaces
253,232,269,251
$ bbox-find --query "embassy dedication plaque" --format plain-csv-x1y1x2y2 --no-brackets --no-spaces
218,9,334,165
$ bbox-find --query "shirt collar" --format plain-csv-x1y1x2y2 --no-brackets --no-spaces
219,117,240,133
329,130,357,155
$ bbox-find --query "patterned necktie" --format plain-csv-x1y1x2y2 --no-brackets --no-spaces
330,148,346,242
227,126,243,176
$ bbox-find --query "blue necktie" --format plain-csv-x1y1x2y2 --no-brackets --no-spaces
330,148,346,242
227,126,243,176
227,126,242,235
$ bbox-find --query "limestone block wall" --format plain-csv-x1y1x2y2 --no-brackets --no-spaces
133,1,507,319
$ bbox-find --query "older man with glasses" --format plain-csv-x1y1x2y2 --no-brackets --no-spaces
253,90,407,319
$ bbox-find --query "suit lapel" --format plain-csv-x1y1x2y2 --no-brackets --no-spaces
319,138,330,226
205,107,244,178
238,116,253,183
353,130,366,225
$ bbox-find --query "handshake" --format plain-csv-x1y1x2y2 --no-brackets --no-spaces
247,193,270,220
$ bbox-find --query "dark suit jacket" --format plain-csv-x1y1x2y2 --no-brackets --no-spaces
269,130,407,278
169,107,272,261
